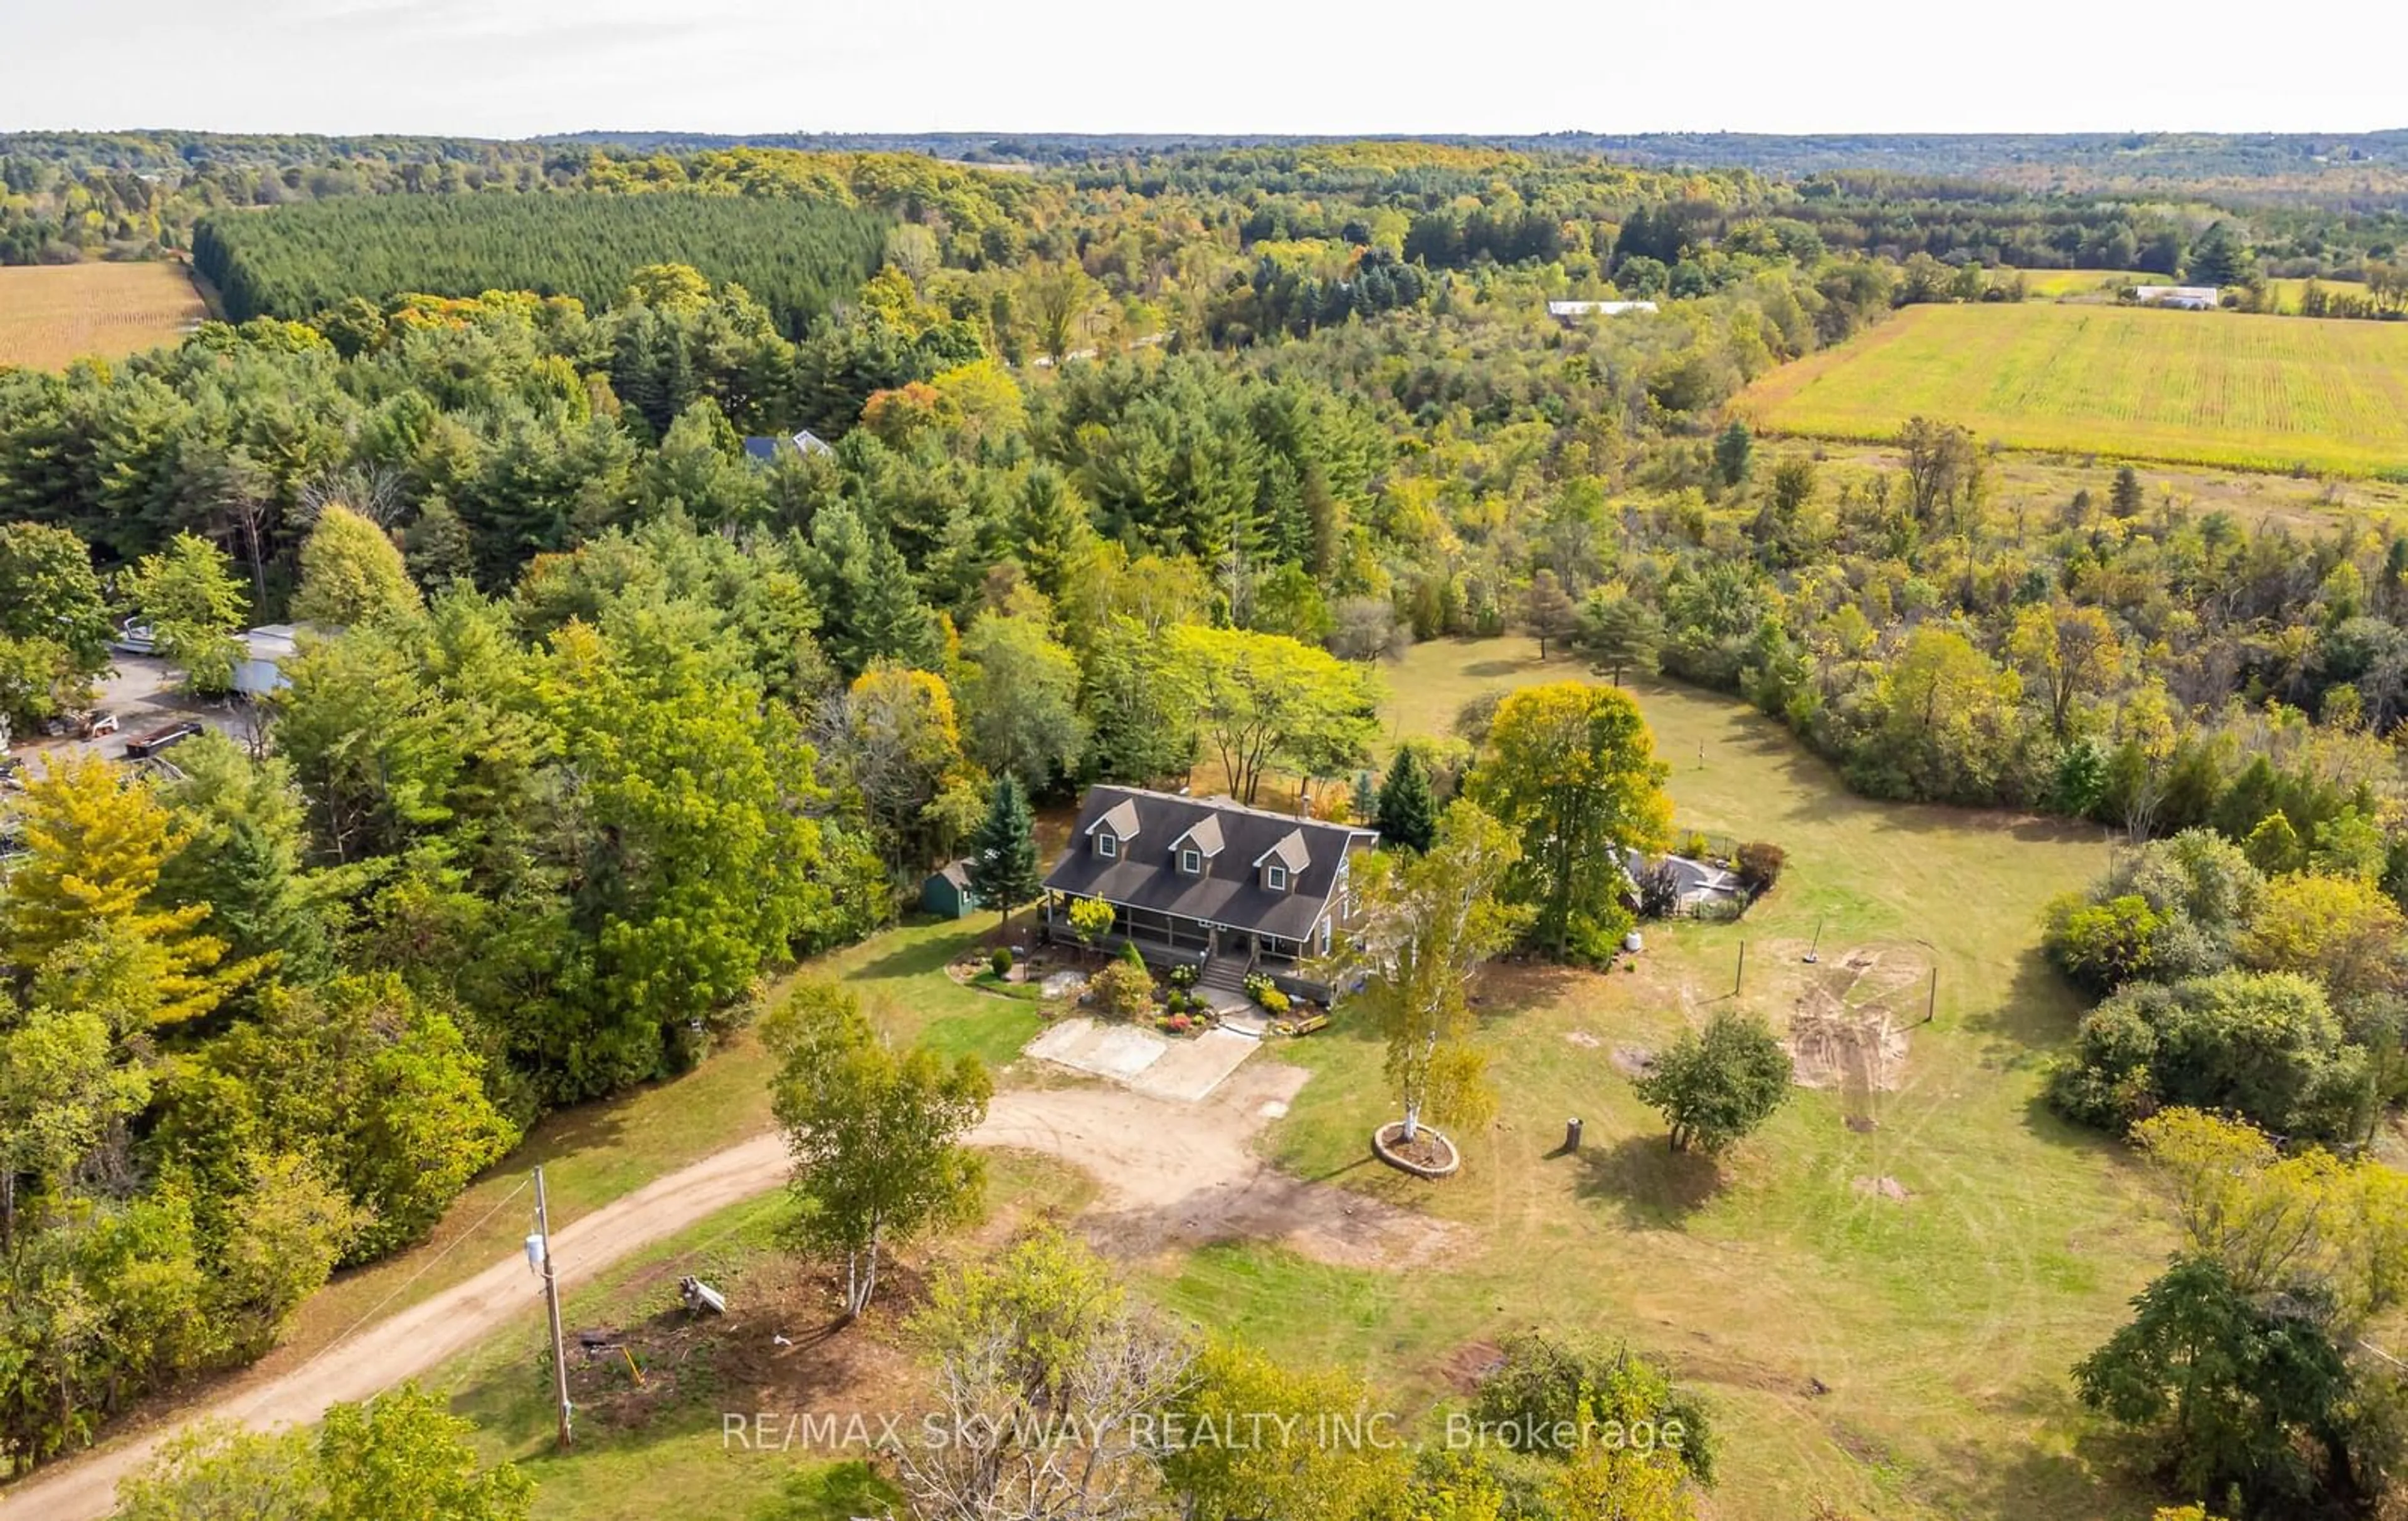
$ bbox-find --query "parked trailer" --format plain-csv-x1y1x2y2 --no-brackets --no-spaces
122,720,203,760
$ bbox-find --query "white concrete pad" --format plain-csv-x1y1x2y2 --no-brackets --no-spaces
1027,1017,1168,1080
1127,1028,1261,1102
1024,1018,1260,1102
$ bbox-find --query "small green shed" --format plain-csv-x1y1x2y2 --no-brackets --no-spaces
922,858,981,918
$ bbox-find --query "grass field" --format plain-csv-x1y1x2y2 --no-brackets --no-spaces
1795,440,2408,533
1245,640,2165,1517
0,261,204,369
1741,301,2408,477
2010,268,2155,299
357,642,2171,1521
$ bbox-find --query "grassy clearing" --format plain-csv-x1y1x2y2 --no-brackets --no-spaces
1239,638,2169,1517
1788,439,2408,534
1740,301,2408,477
0,261,204,369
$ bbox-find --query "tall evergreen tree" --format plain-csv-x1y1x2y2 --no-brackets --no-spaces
2110,465,2145,519
849,529,943,672
1373,746,1438,853
1713,419,1753,487
964,774,1042,929
811,505,943,676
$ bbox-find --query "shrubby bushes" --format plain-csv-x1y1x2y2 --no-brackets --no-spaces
2043,829,2393,1140
2049,971,2371,1140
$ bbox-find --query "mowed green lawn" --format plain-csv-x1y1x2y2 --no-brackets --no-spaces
1180,639,2168,1518
1741,301,2408,476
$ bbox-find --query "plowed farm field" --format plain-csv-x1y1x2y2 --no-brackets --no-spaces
1740,302,2408,477
0,261,206,369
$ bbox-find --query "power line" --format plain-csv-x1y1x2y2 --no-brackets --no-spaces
238,1174,535,1422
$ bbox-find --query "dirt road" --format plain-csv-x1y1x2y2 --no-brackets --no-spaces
2,1066,1442,1520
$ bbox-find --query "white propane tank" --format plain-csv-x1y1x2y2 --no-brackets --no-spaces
1623,930,1644,954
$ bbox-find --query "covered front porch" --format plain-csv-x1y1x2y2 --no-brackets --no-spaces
1042,895,1329,1000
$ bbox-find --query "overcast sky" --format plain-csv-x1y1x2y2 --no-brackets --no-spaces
6,0,2405,138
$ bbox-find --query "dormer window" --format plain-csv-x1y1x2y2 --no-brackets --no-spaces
1254,828,1309,895
1085,795,1142,860
1180,848,1201,875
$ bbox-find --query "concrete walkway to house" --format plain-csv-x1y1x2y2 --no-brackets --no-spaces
1025,1017,1260,1100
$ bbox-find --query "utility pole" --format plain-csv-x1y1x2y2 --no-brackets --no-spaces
1734,939,1746,996
532,1167,573,1449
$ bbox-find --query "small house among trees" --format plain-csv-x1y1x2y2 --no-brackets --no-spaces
1041,786,1376,1000
740,428,833,463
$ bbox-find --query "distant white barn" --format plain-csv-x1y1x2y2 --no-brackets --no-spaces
2132,285,2221,310
1547,299,1659,324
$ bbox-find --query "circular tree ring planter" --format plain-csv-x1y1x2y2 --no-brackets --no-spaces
1373,1121,1460,1179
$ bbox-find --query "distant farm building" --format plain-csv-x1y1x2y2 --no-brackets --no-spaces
741,429,834,465
922,858,981,919
2132,285,2221,310
1547,299,1659,324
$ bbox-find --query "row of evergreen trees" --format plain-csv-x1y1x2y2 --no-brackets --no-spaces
193,191,890,335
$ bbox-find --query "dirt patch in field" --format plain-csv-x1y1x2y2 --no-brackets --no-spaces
564,1254,922,1440
1786,1004,1909,1093
1563,1029,1602,1049
1437,1340,1507,1394
978,1065,1460,1272
1765,944,1923,1109
1851,1176,1913,1203
1609,1045,1656,1078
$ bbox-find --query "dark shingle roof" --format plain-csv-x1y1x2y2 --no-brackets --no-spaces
1045,788,1376,944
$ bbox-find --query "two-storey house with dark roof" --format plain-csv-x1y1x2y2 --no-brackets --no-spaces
1041,786,1378,1003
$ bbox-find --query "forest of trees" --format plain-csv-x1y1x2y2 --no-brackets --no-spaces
193,193,891,335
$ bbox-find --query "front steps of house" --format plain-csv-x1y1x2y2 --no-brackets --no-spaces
1195,954,1261,1030
1198,954,1250,996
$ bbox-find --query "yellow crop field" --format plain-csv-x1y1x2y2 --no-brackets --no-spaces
2012,267,2156,298
1740,302,2408,477
0,261,207,370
